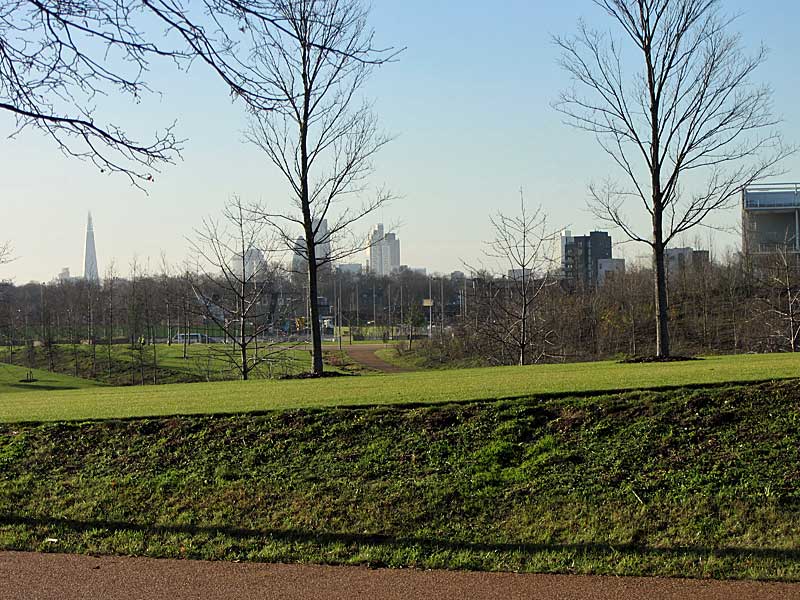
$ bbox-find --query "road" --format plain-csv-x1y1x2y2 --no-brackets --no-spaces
2,552,798,600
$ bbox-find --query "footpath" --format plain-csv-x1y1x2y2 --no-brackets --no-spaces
342,343,410,373
2,551,799,600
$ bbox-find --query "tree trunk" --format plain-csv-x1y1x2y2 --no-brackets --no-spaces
307,248,323,376
652,237,670,358
240,306,249,380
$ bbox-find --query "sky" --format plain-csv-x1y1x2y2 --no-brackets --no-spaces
3,0,800,283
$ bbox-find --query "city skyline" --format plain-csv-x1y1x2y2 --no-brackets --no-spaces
1,0,799,283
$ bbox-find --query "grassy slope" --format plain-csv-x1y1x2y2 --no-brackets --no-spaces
0,344,318,386
2,352,800,423
1,381,798,579
0,364,102,395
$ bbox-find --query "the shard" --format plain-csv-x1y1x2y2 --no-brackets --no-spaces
83,212,99,282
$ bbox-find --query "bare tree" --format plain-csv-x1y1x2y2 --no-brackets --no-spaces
0,241,11,265
757,246,800,352
245,0,397,376
555,0,793,357
0,1,343,185
0,1,190,184
479,195,557,366
190,198,284,380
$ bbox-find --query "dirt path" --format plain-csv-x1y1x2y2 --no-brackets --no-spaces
342,343,410,373
2,552,798,600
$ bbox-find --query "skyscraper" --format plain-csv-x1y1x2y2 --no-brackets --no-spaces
368,223,400,276
83,212,99,282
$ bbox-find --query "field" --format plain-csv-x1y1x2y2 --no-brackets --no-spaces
1,352,799,423
0,363,103,395
0,343,354,387
1,380,798,580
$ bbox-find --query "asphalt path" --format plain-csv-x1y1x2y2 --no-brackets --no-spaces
2,552,799,600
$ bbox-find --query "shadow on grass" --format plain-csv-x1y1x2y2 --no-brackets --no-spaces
3,514,799,563
3,384,81,392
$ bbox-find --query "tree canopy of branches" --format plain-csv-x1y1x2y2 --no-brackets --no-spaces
0,1,339,186
246,0,397,375
190,198,283,380
555,0,793,357
479,196,556,366
1,0,187,184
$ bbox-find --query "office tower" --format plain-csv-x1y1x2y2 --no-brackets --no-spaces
369,223,400,276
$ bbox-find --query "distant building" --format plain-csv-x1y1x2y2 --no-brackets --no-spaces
313,218,332,265
665,247,709,273
743,183,800,253
507,268,534,281
230,248,265,281
291,219,332,274
597,258,626,285
368,223,400,276
83,212,99,282
336,263,362,275
561,230,613,287
54,267,73,283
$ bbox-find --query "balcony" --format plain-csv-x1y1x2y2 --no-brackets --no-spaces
744,183,800,210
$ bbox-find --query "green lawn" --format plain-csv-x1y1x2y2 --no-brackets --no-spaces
2,381,798,579
0,343,325,386
0,363,102,395
1,353,799,423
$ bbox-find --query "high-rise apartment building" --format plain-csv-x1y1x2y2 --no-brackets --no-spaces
83,212,99,282
561,230,613,287
368,224,400,276
742,183,800,253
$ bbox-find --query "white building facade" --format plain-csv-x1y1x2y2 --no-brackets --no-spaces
369,224,400,276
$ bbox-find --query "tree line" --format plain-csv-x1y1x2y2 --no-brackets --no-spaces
2,245,800,377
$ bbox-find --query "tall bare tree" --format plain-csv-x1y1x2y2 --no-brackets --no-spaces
245,0,397,376
555,0,793,357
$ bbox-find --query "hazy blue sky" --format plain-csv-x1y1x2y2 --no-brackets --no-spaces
2,0,800,282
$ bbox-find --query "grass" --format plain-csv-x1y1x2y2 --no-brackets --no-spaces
0,343,326,386
0,363,103,395
1,380,798,579
1,352,799,423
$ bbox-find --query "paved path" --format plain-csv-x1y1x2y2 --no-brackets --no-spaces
2,552,799,600
342,343,410,373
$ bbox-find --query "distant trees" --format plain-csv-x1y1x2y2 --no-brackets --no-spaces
245,0,397,376
555,0,793,357
757,248,800,352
